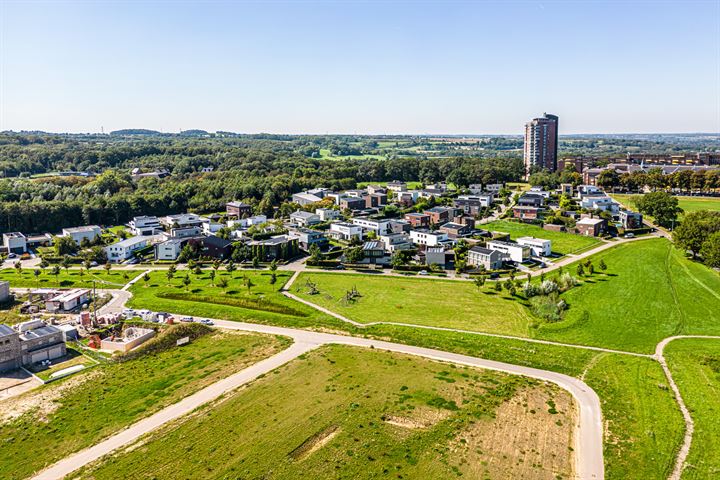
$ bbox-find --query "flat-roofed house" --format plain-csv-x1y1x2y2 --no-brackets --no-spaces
2,232,27,254
486,240,530,263
467,246,505,270
129,216,161,236
516,237,552,257
576,217,607,237
45,289,90,312
62,225,102,245
226,201,253,218
105,236,150,262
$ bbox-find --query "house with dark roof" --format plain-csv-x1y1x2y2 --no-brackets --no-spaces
467,246,505,270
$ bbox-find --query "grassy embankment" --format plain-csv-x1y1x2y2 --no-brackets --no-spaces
76,345,575,480
665,338,720,480
0,268,141,289
0,326,287,480
611,194,720,220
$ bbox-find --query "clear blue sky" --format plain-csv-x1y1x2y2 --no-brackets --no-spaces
1,1,719,134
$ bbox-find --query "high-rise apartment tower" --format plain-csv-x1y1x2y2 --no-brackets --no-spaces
523,113,559,177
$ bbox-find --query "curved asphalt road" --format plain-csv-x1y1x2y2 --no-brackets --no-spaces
30,317,604,480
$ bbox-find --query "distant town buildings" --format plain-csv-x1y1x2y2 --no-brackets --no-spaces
524,113,559,177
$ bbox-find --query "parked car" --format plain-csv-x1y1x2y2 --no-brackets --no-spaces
625,233,635,238
7,253,17,259
180,316,194,323
418,270,428,275
200,319,214,326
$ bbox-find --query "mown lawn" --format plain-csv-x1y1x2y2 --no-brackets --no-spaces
539,238,720,353
129,270,346,330
0,329,287,480
294,272,532,336
76,345,575,480
582,353,684,479
665,338,720,480
0,268,141,289
482,220,601,255
612,194,720,219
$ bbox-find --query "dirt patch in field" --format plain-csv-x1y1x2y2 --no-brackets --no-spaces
451,384,576,479
0,369,103,424
383,407,450,430
289,425,341,461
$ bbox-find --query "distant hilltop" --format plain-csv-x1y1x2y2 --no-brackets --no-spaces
109,129,211,136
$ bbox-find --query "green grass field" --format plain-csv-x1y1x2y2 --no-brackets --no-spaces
482,219,602,255
76,345,575,480
665,338,720,480
539,238,720,353
0,329,286,480
612,194,720,219
129,270,347,330
0,268,141,289
582,353,684,479
295,272,532,336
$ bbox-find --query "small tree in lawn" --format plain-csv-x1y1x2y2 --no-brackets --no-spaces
166,264,176,283
509,270,515,281
509,284,517,297
217,276,229,292
33,269,41,288
246,276,254,293
123,271,129,282
474,275,486,291
104,262,112,275
588,263,595,275
83,258,92,271
39,259,48,270
599,259,607,272
576,263,585,277
187,259,196,271
182,274,191,291
62,255,72,273
14,261,22,276
269,259,278,285
79,267,85,280
213,259,221,272
226,261,236,278
194,265,202,276
540,271,546,282
209,269,216,286
51,265,61,286
494,281,502,293
143,272,150,286
252,256,260,269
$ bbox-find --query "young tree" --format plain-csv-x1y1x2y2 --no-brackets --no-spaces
33,268,41,287
104,262,112,274
474,275,486,291
194,265,202,276
217,276,229,291
588,263,595,275
493,281,502,292
308,244,322,265
62,255,72,273
182,274,191,291
599,259,607,271
576,263,585,277
166,264,176,282
209,269,216,286
123,271,129,282
78,267,85,279
213,259,221,271
39,259,49,270
226,260,236,278
51,265,61,285
143,272,150,286
14,261,22,275
252,256,260,269
83,258,92,271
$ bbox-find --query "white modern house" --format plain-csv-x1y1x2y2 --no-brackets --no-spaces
485,240,530,263
516,237,552,257
316,208,340,222
386,180,407,192
351,217,391,235
159,213,205,229
62,225,102,245
328,222,363,242
202,221,224,235
2,232,27,254
129,216,161,236
228,214,267,229
409,229,450,247
105,236,150,262
378,233,413,252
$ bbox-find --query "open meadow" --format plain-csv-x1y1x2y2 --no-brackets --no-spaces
665,338,720,480
611,194,720,219
0,326,286,480
482,220,601,255
76,345,576,480
539,238,720,353
294,271,532,336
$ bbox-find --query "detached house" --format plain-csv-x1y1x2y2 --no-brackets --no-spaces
467,246,504,270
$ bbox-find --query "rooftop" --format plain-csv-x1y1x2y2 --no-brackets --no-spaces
0,324,16,337
577,217,606,225
63,225,100,234
3,232,26,239
108,235,148,248
469,246,494,255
